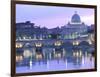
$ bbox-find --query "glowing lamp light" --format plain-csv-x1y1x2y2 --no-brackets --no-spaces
54,41,61,46
73,51,82,57
23,50,32,58
16,55,23,62
57,53,61,58
36,54,42,59
55,53,61,58
16,43,23,48
35,42,42,47
73,41,79,45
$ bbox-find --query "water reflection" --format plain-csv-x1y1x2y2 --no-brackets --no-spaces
16,46,95,73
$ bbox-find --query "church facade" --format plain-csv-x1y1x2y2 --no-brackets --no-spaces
61,12,88,40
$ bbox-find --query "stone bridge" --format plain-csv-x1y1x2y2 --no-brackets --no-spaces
16,38,93,49
16,38,94,59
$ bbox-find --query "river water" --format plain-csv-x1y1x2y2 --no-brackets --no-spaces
16,55,94,73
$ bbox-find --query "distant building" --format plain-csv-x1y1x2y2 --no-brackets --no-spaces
16,12,94,41
16,21,48,40
61,12,88,39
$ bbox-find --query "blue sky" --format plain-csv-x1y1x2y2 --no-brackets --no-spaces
16,4,94,29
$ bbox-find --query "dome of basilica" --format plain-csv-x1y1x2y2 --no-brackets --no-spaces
71,12,81,23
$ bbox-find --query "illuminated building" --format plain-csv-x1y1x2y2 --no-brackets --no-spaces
61,12,88,39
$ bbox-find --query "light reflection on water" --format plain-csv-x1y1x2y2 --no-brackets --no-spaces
16,55,94,73
16,44,95,73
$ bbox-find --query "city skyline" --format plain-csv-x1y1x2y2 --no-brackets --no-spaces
16,4,94,29
15,4,96,74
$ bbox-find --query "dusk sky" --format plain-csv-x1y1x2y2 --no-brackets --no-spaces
16,4,94,29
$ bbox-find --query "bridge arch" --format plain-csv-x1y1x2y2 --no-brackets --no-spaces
79,41,90,47
63,41,73,47
78,41,91,53
23,42,33,48
62,41,73,52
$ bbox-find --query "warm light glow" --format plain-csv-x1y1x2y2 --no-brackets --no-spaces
73,41,79,45
35,42,42,47
54,41,62,46
16,55,23,62
36,54,42,59
73,51,82,57
55,53,61,58
16,43,23,48
23,50,32,58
